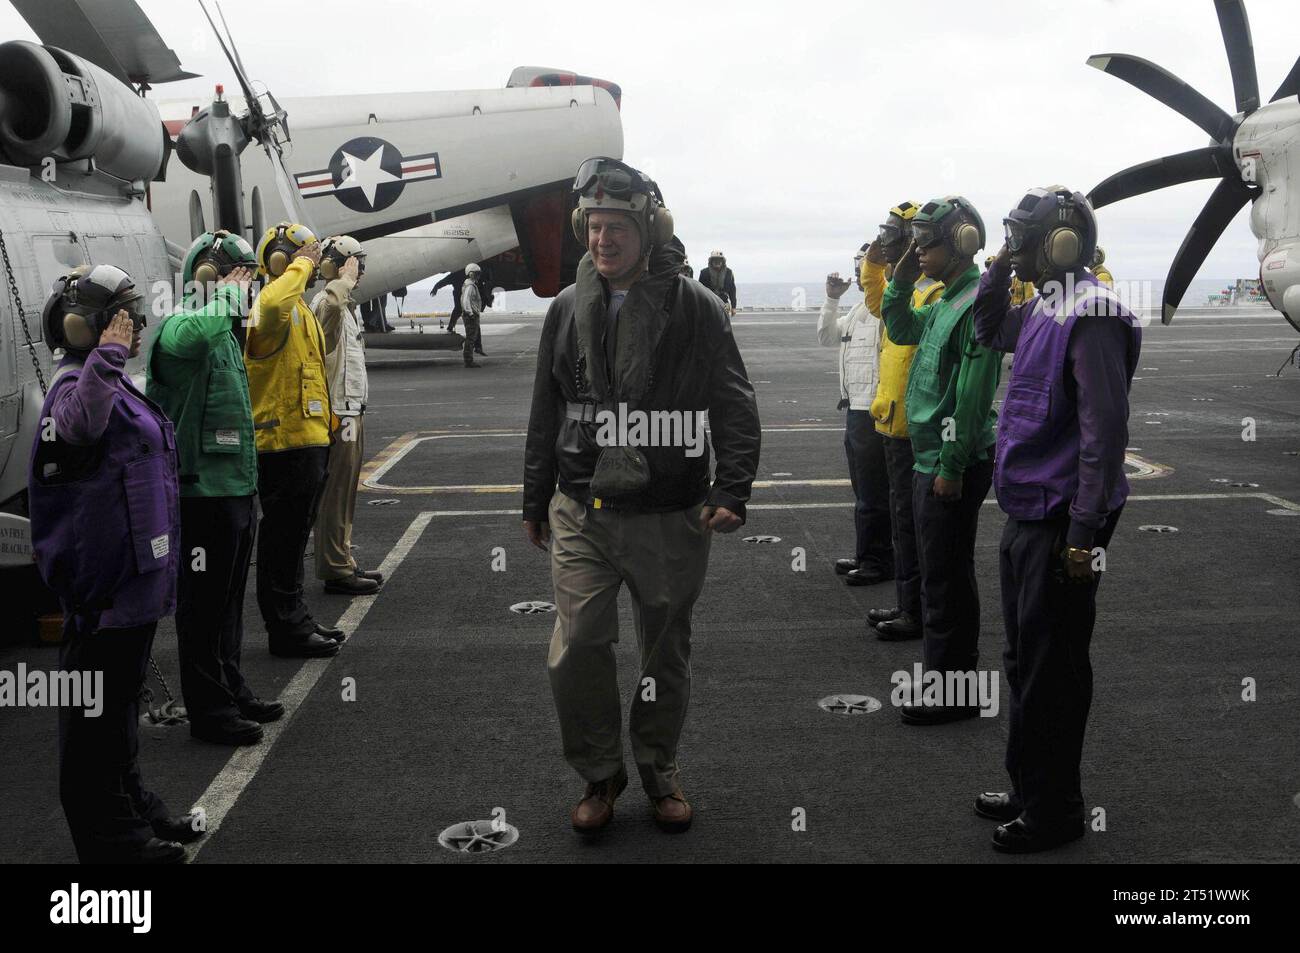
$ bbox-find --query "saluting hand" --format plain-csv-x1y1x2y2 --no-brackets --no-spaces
340,256,361,284
994,243,1011,269
892,240,922,284
217,266,253,294
294,241,322,266
865,239,887,266
99,311,134,350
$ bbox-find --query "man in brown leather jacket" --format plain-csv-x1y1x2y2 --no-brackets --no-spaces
522,157,760,837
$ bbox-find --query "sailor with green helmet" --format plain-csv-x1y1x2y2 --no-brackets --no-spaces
881,196,1001,725
145,230,283,747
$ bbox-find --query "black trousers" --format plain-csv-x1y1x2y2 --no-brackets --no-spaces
59,621,169,863
912,456,994,676
256,446,329,640
177,495,257,724
880,435,921,617
843,410,893,572
1000,507,1122,829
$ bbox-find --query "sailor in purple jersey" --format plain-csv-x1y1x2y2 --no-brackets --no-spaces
972,187,1141,854
29,265,204,864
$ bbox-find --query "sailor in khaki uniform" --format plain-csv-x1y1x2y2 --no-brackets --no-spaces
312,236,384,595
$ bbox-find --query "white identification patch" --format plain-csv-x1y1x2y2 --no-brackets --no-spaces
215,430,240,446
150,535,169,559
308,400,323,414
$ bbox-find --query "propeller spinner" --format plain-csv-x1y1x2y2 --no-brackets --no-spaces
1086,0,1300,326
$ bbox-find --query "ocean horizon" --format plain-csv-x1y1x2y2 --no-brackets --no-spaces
387,276,1259,317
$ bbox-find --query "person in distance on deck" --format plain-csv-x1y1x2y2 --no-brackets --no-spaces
698,250,738,315
460,261,484,367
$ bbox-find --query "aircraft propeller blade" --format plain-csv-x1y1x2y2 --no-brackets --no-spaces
1214,0,1260,114
1270,54,1300,102
1086,54,1237,142
1089,145,1237,209
1162,177,1255,325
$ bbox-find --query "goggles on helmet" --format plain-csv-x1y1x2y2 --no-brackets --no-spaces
125,298,148,331
573,157,653,202
877,222,905,246
1003,218,1031,252
911,220,945,250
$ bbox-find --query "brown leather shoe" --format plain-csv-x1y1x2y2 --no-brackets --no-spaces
570,768,628,834
651,785,693,833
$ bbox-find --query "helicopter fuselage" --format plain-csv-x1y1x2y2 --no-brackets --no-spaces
0,168,169,510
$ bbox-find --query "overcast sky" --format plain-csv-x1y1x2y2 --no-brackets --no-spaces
2,0,1296,282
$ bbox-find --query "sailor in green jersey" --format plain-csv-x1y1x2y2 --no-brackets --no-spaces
146,231,284,747
880,196,1000,726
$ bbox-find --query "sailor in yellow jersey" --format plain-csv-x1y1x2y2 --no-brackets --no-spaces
859,202,945,638
244,223,342,659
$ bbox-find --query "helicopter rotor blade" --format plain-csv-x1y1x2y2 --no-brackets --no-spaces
196,0,258,111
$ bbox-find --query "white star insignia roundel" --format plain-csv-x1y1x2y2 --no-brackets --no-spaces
337,144,401,208
294,136,443,214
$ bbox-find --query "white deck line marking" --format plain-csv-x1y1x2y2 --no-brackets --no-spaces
186,512,434,861
364,432,527,487
404,492,1300,518
362,427,849,491
364,425,1170,492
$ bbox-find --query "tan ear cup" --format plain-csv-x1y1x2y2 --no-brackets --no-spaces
1045,227,1081,270
650,205,674,246
319,258,338,280
62,313,97,350
267,249,290,277
194,261,219,287
954,223,981,257
571,207,586,244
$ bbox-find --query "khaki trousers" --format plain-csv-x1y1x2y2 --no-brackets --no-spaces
547,491,711,797
314,414,364,580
